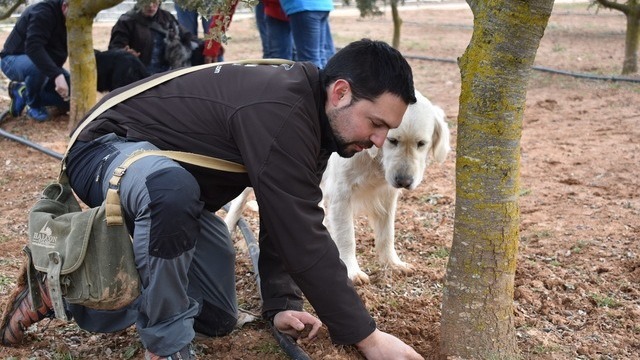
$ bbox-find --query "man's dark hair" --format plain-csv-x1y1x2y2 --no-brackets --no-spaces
322,38,416,105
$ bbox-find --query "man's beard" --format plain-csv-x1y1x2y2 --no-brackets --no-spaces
334,134,357,158
327,106,373,158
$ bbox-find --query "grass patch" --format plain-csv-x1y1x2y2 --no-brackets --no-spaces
0,274,14,291
430,247,450,259
590,293,620,308
571,240,589,253
52,353,75,360
253,341,283,355
531,343,560,355
0,234,10,244
122,344,140,360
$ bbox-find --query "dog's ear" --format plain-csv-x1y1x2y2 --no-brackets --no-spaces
430,105,451,163
366,145,379,158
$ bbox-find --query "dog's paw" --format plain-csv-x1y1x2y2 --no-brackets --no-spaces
386,260,414,275
350,270,371,285
246,200,259,212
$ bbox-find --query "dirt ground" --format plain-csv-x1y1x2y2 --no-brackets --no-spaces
1,1,639,359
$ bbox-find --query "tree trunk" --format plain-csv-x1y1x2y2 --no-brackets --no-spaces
595,0,640,74
390,0,402,49
622,8,639,74
439,0,553,359
66,0,123,131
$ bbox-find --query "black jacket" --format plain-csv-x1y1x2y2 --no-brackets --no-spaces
73,62,377,345
0,0,67,80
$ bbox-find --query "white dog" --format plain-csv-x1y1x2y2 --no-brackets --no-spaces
224,90,450,284
321,90,450,284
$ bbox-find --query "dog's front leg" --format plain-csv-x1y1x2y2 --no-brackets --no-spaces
326,196,369,284
370,189,411,273
224,188,256,251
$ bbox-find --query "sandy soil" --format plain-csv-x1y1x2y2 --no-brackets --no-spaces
0,1,639,359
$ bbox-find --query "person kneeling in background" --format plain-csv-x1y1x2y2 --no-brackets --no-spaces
0,0,70,122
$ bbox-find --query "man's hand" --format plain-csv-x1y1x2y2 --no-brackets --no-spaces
356,329,423,360
273,310,322,340
54,74,69,101
123,45,140,57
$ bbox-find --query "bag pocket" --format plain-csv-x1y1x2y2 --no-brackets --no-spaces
28,181,140,318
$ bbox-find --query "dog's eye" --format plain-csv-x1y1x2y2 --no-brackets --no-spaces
387,138,398,146
417,141,426,148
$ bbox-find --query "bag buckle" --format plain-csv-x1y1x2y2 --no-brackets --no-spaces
112,166,126,178
47,252,68,321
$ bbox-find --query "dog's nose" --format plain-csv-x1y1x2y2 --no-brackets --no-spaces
394,175,414,189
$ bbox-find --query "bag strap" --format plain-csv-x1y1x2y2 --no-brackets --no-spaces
104,150,247,225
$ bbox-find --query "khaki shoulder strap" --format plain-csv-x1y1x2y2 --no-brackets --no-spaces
104,149,247,225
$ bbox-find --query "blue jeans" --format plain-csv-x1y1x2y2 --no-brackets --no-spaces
288,11,334,68
265,16,294,60
255,0,269,57
0,54,70,110
175,5,211,37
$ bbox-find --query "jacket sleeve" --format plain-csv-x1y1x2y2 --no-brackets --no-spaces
24,4,64,79
108,17,154,66
108,19,133,51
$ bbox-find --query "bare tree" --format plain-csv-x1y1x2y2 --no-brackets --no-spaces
439,0,554,358
66,0,123,129
389,0,402,49
592,0,640,74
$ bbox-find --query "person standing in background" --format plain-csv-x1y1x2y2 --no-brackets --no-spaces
0,0,70,122
255,0,270,57
263,0,295,61
279,0,335,67
174,3,211,37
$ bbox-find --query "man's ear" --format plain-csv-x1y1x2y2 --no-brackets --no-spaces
330,79,351,106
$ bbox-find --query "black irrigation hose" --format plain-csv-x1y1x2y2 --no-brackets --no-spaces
222,204,311,360
402,54,640,83
0,128,64,160
531,65,640,83
0,110,64,160
269,323,312,360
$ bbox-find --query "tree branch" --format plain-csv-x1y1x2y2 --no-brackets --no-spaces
595,0,629,14
0,0,26,21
